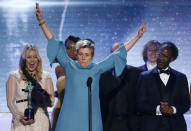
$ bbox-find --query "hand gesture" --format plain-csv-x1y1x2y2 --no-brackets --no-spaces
20,116,35,126
160,102,174,115
137,21,147,38
35,3,43,22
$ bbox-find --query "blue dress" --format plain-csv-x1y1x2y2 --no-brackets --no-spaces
47,38,127,131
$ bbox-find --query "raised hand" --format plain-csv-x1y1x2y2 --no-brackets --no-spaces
124,21,147,51
35,2,54,40
137,21,147,38
35,3,43,22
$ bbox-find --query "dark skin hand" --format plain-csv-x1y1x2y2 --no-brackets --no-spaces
20,116,35,126
160,102,174,115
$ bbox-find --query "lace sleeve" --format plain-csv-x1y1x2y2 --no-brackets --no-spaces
6,74,23,127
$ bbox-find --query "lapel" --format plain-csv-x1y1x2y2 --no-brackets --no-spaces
165,67,176,104
144,64,148,71
152,67,163,101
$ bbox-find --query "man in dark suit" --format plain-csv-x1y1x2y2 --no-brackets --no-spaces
139,40,161,71
100,43,142,131
136,41,190,131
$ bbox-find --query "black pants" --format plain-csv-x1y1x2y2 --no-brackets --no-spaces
103,115,140,131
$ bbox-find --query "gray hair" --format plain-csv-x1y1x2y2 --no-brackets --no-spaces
75,39,95,57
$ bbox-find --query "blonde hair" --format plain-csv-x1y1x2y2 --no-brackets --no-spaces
19,45,42,82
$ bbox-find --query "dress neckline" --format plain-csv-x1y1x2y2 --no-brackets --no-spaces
75,61,94,69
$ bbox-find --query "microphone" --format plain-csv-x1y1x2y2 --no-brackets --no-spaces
87,77,93,131
87,77,93,88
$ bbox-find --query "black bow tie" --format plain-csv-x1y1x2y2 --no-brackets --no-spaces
159,69,170,75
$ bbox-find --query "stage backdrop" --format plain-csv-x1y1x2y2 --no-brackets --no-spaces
0,0,191,112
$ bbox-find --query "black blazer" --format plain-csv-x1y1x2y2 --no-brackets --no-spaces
136,67,190,131
138,64,148,71
99,65,142,131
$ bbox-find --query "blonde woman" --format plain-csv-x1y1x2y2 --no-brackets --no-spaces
6,45,54,131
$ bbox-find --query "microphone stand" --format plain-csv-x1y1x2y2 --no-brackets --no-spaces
87,77,92,131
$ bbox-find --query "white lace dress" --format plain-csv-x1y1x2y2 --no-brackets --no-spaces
6,70,54,131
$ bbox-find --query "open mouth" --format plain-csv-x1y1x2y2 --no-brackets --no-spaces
28,62,37,70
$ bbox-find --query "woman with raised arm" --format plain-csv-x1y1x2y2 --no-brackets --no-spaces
35,3,146,131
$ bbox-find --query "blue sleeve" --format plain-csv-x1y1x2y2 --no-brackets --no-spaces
47,37,71,68
98,45,127,77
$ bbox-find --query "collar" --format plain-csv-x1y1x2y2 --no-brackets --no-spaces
76,61,94,69
158,67,170,75
146,62,156,70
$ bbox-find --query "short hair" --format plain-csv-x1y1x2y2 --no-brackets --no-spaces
76,39,95,57
142,40,161,62
64,35,80,48
161,41,179,60
19,44,42,82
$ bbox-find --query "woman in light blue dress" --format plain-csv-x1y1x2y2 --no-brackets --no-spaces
35,3,147,131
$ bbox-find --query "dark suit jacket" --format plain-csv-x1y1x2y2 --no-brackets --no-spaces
138,64,148,71
99,65,142,131
136,67,190,131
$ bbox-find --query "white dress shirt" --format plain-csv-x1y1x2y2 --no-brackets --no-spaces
146,62,156,70
156,67,176,115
